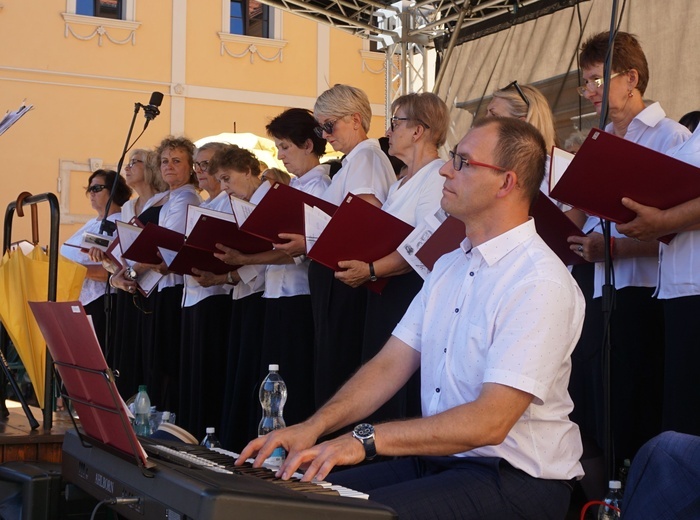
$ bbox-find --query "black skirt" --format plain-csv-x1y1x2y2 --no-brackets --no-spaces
179,293,232,440
220,292,266,452
308,261,367,410
259,295,316,427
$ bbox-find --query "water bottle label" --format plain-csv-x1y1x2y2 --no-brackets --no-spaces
263,446,286,468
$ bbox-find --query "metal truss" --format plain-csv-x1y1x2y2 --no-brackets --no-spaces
258,0,584,107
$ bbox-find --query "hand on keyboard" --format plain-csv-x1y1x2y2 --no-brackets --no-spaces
279,432,366,482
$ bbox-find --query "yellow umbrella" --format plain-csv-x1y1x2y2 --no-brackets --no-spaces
0,246,86,408
194,132,285,171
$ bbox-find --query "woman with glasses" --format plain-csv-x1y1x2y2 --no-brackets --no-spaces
60,169,132,354
177,141,234,438
275,84,396,411
334,92,448,422
565,31,690,473
134,136,202,418
106,149,167,399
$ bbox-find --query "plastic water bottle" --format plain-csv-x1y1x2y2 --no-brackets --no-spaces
134,385,152,437
598,480,622,519
200,427,222,449
258,364,287,467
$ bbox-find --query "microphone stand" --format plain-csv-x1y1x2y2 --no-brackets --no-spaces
600,0,620,482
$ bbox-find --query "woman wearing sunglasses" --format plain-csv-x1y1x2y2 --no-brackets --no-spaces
60,169,132,353
275,84,397,411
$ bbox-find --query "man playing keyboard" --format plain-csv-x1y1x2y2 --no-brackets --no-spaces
238,117,585,520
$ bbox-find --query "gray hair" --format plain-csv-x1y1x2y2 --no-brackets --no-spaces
314,84,372,133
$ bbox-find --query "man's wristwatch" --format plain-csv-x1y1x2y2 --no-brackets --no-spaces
352,423,377,460
368,263,378,282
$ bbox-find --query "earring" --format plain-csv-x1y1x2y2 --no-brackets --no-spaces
628,89,634,98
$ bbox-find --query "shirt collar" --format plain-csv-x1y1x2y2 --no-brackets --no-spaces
461,218,537,267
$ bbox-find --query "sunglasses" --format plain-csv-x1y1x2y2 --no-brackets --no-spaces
503,80,530,109
389,116,431,132
86,184,108,194
314,118,340,138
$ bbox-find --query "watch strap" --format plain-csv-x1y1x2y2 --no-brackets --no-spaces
368,262,378,282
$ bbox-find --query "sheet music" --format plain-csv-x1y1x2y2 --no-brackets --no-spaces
549,147,574,193
185,204,236,236
0,100,34,137
135,268,161,297
158,247,178,268
116,221,142,253
304,203,332,253
230,197,257,225
397,207,449,280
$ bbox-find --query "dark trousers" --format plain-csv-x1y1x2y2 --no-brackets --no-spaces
662,296,700,436
331,456,572,520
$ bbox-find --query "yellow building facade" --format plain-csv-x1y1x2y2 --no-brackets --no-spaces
0,1,388,243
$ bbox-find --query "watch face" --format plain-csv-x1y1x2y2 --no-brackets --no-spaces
355,423,374,439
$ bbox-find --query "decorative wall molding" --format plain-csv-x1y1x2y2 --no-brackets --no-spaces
360,50,386,74
62,13,141,46
218,32,287,63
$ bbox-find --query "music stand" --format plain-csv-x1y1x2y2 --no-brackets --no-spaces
28,301,153,472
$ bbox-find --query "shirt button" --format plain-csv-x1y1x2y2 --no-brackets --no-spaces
443,348,447,353
435,388,441,393
454,308,459,313
469,271,474,276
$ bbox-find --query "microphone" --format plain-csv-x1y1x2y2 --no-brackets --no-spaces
142,91,163,122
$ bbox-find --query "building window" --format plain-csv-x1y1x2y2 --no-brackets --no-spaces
230,0,270,38
76,0,123,19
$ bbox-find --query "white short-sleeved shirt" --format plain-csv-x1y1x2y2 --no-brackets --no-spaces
392,219,585,480
264,164,332,299
382,159,445,226
120,192,168,224
232,182,270,300
321,138,396,206
60,213,121,305
586,102,690,298
158,184,202,291
657,125,700,299
182,191,233,308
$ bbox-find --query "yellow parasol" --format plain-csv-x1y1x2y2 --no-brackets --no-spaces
194,132,285,171
0,246,86,408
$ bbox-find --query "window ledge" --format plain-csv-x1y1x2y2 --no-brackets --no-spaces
62,13,141,31
218,32,287,63
360,49,385,60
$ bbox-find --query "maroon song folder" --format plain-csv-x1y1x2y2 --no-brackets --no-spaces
28,301,150,467
530,195,586,266
240,182,338,243
550,128,700,243
119,222,185,265
165,213,273,275
414,216,465,272
307,194,414,293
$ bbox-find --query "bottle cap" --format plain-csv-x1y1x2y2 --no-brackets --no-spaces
138,384,147,392
609,480,622,489
269,364,279,371
206,427,215,434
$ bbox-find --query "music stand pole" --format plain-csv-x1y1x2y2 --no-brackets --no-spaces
600,0,621,482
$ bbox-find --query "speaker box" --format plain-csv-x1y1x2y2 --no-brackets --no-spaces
0,461,62,520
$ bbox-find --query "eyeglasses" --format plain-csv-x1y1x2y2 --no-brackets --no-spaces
126,159,143,168
194,160,210,172
390,116,431,132
503,81,530,109
449,150,506,173
314,118,340,138
577,70,627,96
86,184,108,194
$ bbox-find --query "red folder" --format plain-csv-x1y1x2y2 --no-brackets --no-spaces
240,182,338,243
28,301,150,467
550,128,700,243
415,198,586,271
165,213,273,276
120,222,185,265
308,194,414,293
414,216,465,271
530,195,586,265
